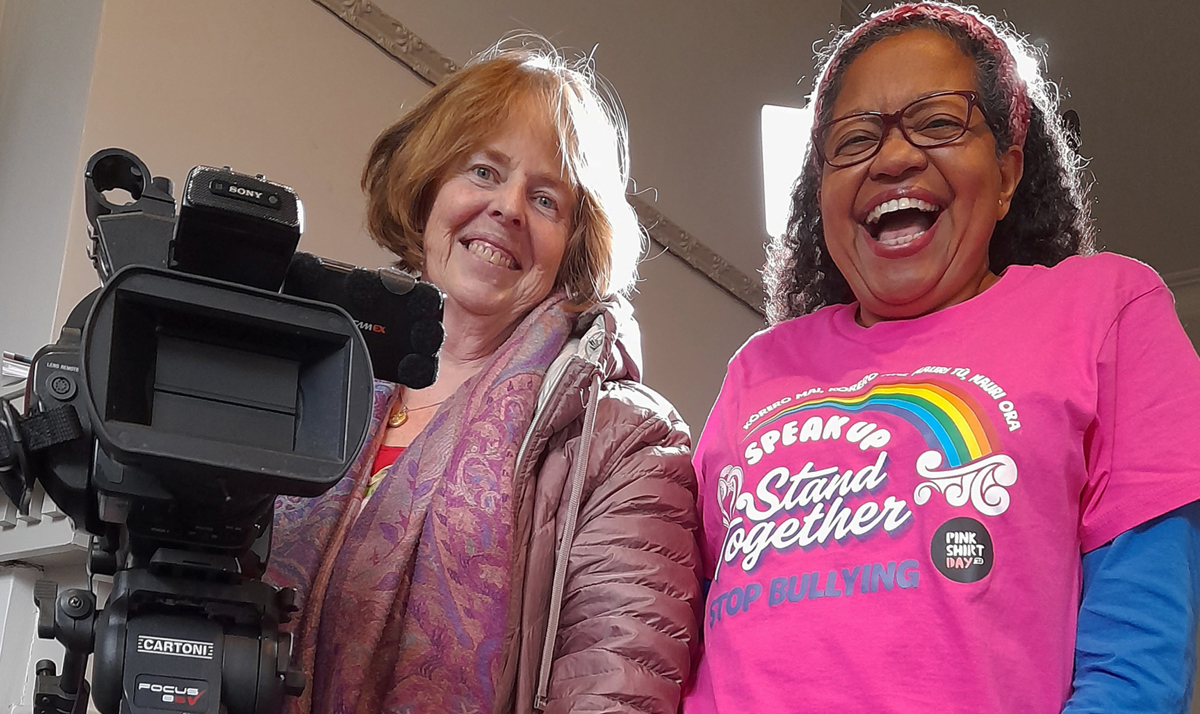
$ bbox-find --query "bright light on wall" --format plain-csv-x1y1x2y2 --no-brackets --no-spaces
761,103,814,239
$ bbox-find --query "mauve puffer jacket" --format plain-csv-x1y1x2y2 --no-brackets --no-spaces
500,301,702,713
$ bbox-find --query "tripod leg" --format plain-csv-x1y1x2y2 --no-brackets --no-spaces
32,582,96,714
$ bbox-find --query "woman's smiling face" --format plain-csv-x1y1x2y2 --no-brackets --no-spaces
818,29,1023,326
421,105,575,331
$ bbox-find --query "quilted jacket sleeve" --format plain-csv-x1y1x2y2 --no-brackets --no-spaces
543,388,703,714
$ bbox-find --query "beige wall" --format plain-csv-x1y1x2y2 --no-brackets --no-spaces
54,0,424,321
51,0,764,433
0,0,102,356
634,251,762,429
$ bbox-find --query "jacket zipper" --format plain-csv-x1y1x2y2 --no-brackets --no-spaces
534,371,601,710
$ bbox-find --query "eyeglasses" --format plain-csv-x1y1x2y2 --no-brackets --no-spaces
813,90,982,168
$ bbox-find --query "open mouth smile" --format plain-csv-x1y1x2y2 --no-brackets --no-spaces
864,197,943,250
462,237,519,270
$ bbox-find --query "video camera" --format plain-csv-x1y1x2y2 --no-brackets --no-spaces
0,148,443,713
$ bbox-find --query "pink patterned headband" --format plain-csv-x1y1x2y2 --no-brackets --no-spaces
814,2,1032,150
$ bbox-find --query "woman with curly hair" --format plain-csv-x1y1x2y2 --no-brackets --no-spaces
686,3,1200,712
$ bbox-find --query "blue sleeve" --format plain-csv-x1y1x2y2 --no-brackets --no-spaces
1064,502,1200,713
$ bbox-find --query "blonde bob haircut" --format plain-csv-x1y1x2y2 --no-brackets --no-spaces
363,37,643,309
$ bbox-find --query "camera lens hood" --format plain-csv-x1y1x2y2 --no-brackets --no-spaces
79,265,373,498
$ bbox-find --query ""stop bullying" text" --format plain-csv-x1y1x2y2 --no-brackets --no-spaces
707,559,920,627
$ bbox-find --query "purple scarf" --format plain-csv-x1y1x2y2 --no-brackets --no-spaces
267,295,573,713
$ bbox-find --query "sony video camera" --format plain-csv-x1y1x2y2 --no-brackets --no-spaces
0,148,442,714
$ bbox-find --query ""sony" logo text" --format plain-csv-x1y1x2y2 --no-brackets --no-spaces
227,185,263,199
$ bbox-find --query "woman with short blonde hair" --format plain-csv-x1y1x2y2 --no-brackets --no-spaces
363,43,643,310
269,40,700,714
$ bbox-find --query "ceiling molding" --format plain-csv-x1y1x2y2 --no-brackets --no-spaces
630,198,765,310
312,0,766,316
315,0,456,86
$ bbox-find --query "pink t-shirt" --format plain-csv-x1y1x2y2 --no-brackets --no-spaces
685,254,1200,713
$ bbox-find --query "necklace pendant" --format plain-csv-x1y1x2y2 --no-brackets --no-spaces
388,404,408,428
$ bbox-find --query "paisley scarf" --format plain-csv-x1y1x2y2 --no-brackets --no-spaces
267,294,573,713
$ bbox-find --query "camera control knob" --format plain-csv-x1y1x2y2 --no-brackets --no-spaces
60,590,92,619
47,374,76,401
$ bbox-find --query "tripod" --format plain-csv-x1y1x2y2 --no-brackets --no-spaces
33,548,304,714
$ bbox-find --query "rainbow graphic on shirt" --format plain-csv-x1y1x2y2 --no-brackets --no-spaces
744,380,1001,468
